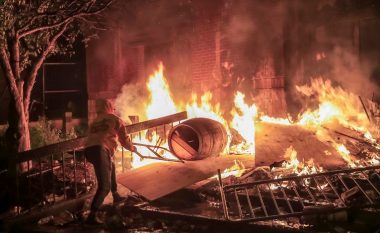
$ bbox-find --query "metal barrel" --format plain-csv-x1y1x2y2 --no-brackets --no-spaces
168,118,227,160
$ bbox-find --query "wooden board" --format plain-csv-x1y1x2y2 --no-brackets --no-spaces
170,133,198,160
255,122,347,169
117,155,255,201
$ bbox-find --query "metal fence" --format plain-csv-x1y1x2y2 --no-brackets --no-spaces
218,165,380,222
11,137,91,215
9,111,187,216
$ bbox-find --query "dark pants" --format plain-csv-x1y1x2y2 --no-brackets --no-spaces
85,145,117,211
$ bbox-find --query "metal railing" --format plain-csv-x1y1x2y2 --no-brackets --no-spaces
8,111,188,216
218,165,380,222
11,137,91,215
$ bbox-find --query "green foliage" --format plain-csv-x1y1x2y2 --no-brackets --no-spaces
29,117,77,149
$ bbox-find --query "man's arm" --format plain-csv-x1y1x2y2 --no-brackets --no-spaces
117,125,135,152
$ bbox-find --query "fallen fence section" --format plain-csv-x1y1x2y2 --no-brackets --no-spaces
218,165,380,222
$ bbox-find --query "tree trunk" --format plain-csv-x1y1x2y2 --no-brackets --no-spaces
6,96,31,171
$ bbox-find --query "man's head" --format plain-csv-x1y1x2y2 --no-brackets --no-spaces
95,99,114,114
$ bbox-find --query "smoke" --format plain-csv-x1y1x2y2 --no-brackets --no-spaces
225,14,256,45
223,0,286,76
282,0,380,115
296,18,380,104
114,82,147,123
100,0,380,119
326,46,379,99
90,0,193,104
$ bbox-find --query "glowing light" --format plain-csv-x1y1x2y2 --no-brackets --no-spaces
335,144,356,168
296,78,371,132
220,160,246,178
260,115,291,125
146,63,178,119
278,146,322,177
186,92,227,125
118,64,378,174
296,78,377,167
124,63,259,172
230,92,257,155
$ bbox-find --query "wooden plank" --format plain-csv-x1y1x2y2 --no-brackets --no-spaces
170,133,198,160
255,122,347,169
117,155,255,201
126,111,187,134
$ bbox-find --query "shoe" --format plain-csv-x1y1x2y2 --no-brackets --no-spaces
112,192,127,204
85,211,103,225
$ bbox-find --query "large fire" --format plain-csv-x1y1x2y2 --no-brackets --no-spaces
126,63,257,169
296,79,371,132
230,92,257,155
118,63,379,175
146,63,179,118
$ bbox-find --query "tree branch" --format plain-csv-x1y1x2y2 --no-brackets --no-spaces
17,0,80,33
17,0,47,31
18,13,55,33
0,47,20,103
23,22,71,112
18,0,113,38
19,15,74,38
86,0,113,15
11,35,21,80
75,16,108,31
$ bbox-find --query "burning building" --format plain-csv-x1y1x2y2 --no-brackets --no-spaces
2,0,380,232
84,0,380,169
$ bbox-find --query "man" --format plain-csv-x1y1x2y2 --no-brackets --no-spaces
85,99,136,224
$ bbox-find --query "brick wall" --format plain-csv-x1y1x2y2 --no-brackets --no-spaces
252,57,287,117
86,29,145,122
190,0,287,116
191,1,223,98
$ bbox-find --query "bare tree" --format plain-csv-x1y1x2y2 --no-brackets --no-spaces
0,0,113,158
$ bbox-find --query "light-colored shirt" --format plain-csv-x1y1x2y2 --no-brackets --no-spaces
86,113,134,154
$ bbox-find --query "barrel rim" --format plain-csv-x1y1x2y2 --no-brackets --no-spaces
168,118,229,160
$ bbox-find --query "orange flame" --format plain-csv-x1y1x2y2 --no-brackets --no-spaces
230,92,257,154
122,63,258,170
220,160,246,178
296,79,371,133
117,64,378,173
279,146,322,176
146,63,178,118
335,144,356,168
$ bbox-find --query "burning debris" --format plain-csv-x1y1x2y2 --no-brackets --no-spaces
219,165,380,221
119,64,380,172
5,64,380,233
2,0,380,231
110,64,380,232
